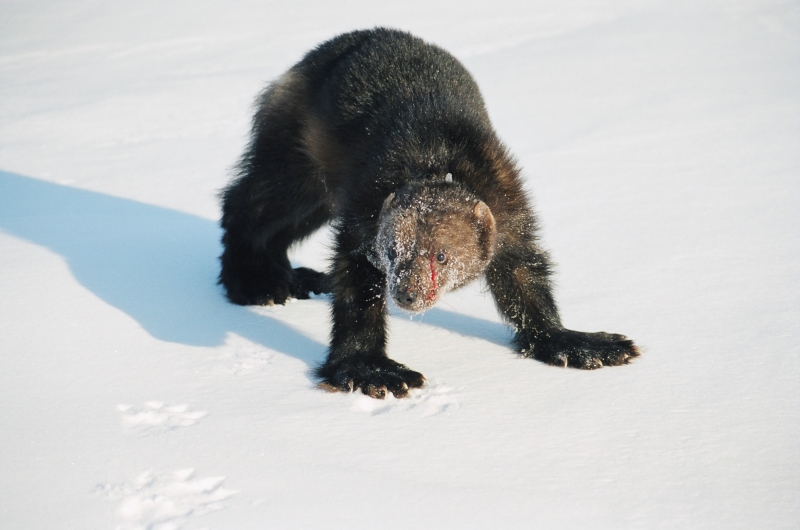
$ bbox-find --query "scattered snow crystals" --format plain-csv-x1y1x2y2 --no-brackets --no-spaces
96,468,236,530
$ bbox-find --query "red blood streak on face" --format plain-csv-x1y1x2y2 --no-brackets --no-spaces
427,254,438,302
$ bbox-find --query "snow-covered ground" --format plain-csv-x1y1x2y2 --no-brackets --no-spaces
1,1,797,528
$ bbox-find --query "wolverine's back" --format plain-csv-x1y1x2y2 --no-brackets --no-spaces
296,28,490,138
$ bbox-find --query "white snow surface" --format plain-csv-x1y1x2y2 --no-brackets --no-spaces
0,1,797,528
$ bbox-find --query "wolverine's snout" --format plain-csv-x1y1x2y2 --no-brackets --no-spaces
393,283,418,309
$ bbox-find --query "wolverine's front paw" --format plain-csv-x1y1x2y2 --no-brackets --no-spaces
521,329,640,369
315,357,426,399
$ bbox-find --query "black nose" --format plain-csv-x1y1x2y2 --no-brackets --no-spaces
394,286,417,306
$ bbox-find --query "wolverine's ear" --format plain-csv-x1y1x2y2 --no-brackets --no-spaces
473,201,497,260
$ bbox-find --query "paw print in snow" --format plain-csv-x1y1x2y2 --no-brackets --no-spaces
96,468,236,530
350,381,460,416
117,402,207,435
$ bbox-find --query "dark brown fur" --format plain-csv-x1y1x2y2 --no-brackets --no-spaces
219,28,639,399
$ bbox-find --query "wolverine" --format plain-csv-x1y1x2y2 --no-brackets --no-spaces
219,28,639,399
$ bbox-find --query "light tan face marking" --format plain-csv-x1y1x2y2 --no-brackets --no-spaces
371,187,497,313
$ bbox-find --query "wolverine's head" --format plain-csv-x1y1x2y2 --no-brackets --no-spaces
371,182,497,312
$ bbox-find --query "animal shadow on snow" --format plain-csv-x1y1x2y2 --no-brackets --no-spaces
0,171,509,368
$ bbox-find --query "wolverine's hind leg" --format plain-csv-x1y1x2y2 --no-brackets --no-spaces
219,71,331,306
219,206,330,306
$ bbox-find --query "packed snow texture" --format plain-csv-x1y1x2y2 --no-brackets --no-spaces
0,1,797,529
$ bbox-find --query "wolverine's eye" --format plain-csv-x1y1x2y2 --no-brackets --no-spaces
388,248,397,261
436,252,447,264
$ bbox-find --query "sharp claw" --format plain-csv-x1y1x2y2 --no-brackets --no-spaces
364,384,387,399
391,382,410,399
